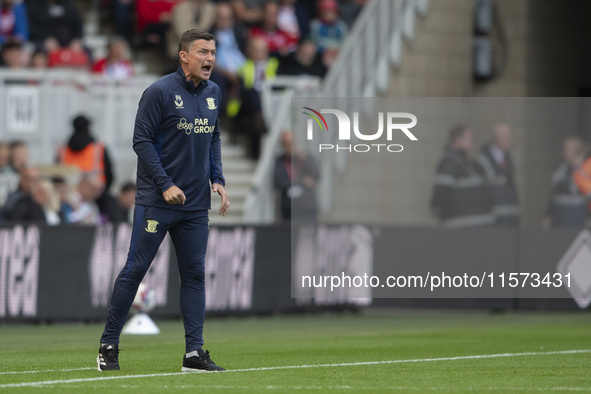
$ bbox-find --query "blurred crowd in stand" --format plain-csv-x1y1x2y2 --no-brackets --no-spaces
431,124,591,229
0,115,136,226
0,0,366,225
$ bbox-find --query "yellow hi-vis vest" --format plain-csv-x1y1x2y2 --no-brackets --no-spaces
238,58,279,90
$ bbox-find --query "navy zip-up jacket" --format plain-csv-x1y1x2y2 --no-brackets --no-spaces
133,66,225,211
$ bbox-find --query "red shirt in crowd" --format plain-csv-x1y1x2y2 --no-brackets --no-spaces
249,26,297,54
91,58,134,79
135,0,177,33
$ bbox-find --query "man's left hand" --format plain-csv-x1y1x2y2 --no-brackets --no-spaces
212,183,230,216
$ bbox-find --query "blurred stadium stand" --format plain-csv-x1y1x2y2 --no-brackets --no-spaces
252,0,591,227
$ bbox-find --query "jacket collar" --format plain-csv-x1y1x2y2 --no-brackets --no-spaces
175,66,208,93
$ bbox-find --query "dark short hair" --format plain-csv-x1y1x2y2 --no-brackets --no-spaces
178,30,216,54
448,125,469,144
120,181,137,193
9,140,26,150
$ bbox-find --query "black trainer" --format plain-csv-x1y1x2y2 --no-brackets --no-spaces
97,343,120,371
181,349,225,372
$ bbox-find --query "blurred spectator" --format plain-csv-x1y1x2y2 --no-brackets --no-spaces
209,2,247,118
0,142,13,175
337,0,365,28
277,37,326,77
4,178,45,222
68,173,103,225
57,115,114,193
0,142,19,209
167,0,215,60
51,175,73,223
135,0,177,45
0,40,25,68
33,179,60,224
47,46,89,68
7,179,60,224
111,0,134,43
310,0,348,54
431,125,493,228
29,49,48,68
57,115,115,220
277,0,310,42
0,0,29,44
274,130,319,222
249,0,297,55
543,136,589,228
3,166,39,217
476,123,520,227
9,140,29,173
25,0,83,52
236,36,278,158
91,36,134,79
230,0,269,25
101,181,136,223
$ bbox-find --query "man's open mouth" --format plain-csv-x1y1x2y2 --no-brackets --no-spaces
202,65,212,72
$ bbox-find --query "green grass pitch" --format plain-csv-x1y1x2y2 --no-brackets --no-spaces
1,309,590,393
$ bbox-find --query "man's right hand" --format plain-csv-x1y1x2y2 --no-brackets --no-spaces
163,185,186,205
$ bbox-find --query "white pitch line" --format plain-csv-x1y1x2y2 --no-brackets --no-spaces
0,367,95,375
0,349,589,389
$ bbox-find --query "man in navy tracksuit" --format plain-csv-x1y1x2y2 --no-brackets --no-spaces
97,30,229,372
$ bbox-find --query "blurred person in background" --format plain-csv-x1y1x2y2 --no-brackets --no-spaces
236,36,278,158
310,0,348,54
337,0,366,28
4,174,45,223
0,40,25,68
431,125,494,228
110,0,134,43
68,173,104,225
29,49,48,68
34,179,61,225
477,123,520,227
51,176,73,223
0,142,19,209
0,0,29,45
249,0,297,56
3,166,40,218
277,36,326,77
230,0,268,25
167,0,215,61
9,140,29,173
7,179,60,224
25,0,83,53
277,0,310,42
57,115,114,194
274,130,319,222
101,181,137,223
0,142,13,175
209,2,247,121
91,36,134,79
57,115,115,220
543,136,589,228
135,0,178,45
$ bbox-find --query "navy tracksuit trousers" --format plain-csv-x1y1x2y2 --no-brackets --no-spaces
100,204,209,352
